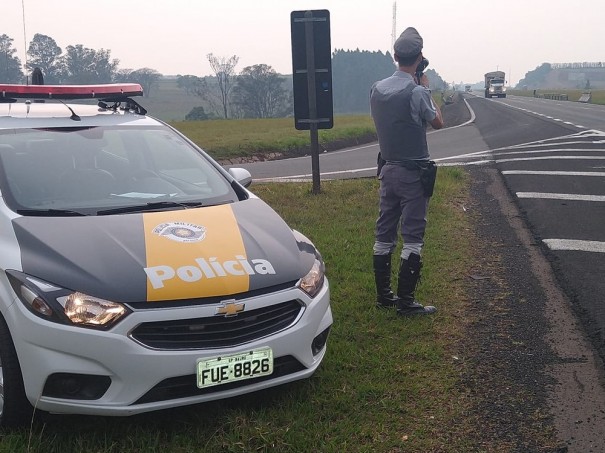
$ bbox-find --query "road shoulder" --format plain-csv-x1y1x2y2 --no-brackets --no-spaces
464,165,605,452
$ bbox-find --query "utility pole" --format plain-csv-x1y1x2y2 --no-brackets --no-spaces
391,2,397,50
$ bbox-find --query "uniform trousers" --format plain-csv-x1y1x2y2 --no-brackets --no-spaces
373,164,429,258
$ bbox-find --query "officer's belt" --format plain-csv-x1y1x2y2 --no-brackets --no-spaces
384,160,428,170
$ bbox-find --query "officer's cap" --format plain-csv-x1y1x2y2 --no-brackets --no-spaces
394,27,423,58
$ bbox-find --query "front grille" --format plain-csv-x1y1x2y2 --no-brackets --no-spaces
130,300,303,349
133,355,306,405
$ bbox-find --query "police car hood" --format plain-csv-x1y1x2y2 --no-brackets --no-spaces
12,198,317,303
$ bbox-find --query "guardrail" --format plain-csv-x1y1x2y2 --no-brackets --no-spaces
539,93,569,101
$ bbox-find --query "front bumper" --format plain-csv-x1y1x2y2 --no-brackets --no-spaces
6,280,331,416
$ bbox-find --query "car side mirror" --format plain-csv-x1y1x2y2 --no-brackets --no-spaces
228,167,252,188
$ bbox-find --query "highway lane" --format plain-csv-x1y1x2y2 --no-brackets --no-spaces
465,95,581,149
497,94,605,132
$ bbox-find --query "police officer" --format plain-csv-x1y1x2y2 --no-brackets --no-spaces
370,27,443,316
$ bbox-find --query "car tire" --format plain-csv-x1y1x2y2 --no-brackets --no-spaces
0,315,34,427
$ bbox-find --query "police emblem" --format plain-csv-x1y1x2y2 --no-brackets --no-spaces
153,222,207,243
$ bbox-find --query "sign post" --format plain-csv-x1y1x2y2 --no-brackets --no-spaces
291,10,333,194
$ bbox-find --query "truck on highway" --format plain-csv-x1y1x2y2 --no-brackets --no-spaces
484,71,506,98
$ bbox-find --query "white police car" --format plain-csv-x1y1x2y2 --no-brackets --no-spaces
0,82,331,426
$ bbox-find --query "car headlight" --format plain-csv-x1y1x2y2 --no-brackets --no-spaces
6,270,129,329
57,292,127,326
297,257,325,298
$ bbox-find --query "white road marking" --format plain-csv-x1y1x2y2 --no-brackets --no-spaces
497,128,605,258
438,160,493,166
494,148,605,157
254,166,377,182
517,192,605,202
439,98,476,130
503,170,605,176
497,156,605,163
502,141,605,151
543,239,605,253
488,130,605,152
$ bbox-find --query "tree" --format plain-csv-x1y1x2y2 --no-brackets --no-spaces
425,68,447,92
331,49,395,114
177,74,222,117
516,63,552,89
207,54,239,119
115,67,162,97
177,74,203,95
331,49,449,113
232,64,289,118
26,34,63,83
61,45,119,84
0,34,24,83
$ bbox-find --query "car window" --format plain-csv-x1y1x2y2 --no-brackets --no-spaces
0,125,238,215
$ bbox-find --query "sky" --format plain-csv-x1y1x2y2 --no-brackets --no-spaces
3,0,604,87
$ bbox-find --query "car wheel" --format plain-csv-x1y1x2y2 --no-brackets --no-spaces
0,315,34,427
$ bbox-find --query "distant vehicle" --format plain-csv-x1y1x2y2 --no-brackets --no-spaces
465,85,472,92
484,71,507,98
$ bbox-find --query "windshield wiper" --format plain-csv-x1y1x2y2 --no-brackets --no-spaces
96,200,205,215
16,208,88,217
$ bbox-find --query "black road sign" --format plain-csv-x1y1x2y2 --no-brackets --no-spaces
291,10,333,131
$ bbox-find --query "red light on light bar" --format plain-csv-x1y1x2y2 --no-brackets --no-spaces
0,83,143,100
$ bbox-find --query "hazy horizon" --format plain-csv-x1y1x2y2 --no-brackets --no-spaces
4,0,604,86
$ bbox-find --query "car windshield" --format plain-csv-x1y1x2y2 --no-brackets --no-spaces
0,125,239,215
491,79,504,85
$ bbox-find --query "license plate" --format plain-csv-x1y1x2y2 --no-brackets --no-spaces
196,347,273,389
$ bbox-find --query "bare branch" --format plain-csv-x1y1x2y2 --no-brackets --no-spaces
207,53,239,118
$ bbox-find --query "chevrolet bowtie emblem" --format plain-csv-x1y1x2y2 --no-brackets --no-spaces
215,300,245,317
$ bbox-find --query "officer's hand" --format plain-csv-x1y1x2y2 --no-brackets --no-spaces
419,74,429,89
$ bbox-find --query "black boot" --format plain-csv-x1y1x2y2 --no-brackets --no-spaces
373,255,399,308
396,254,436,316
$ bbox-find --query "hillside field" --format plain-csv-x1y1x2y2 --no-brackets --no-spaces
139,77,203,121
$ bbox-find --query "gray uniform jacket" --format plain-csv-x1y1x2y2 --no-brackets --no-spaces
370,71,437,163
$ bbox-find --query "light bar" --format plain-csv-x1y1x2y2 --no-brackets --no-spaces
0,83,144,100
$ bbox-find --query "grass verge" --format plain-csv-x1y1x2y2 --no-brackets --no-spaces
168,94,446,163
508,88,605,104
1,168,488,452
169,116,376,162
